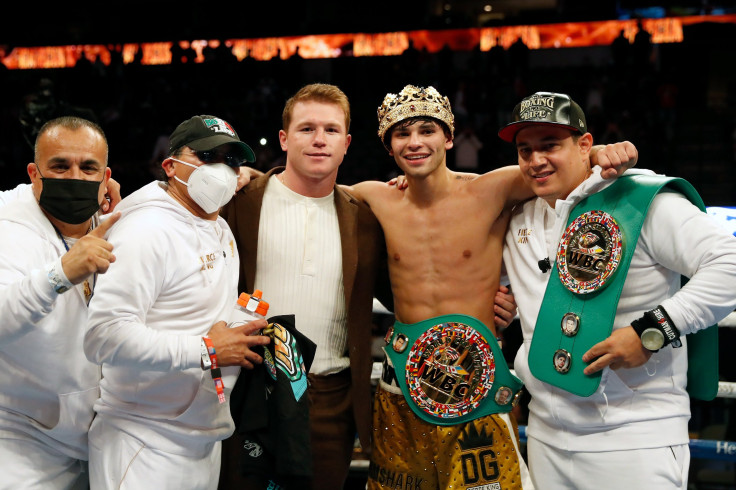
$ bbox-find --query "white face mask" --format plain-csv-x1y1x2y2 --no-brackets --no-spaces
171,158,238,214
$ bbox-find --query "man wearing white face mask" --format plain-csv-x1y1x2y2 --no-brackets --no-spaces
84,115,272,489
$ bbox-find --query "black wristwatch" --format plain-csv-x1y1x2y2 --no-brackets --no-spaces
631,305,681,352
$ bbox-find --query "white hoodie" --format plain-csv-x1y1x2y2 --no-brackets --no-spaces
503,167,736,452
85,181,240,456
0,183,30,206
0,185,100,460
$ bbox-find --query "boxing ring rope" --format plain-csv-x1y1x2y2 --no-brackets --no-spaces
716,381,736,399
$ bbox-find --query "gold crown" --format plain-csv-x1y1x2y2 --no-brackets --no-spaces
377,85,454,149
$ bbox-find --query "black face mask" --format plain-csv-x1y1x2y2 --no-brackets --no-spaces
36,167,104,225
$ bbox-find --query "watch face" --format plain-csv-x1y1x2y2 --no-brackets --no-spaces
641,328,665,351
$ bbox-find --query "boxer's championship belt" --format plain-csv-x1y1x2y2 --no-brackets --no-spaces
529,175,718,399
383,314,522,425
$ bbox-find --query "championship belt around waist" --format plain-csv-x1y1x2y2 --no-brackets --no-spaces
529,175,718,399
384,314,522,426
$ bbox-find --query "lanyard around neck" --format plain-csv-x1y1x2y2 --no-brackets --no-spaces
51,223,97,305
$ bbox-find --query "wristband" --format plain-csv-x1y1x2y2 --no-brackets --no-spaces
200,338,212,370
46,259,73,294
631,305,681,352
202,337,218,368
202,337,226,404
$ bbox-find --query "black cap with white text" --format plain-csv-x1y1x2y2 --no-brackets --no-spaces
498,92,587,142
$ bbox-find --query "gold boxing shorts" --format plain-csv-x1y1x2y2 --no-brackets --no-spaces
368,385,524,489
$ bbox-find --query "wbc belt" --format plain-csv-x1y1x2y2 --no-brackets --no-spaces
529,174,718,400
383,314,522,425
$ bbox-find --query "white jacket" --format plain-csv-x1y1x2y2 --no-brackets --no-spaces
85,181,240,456
0,185,100,460
0,183,30,206
503,168,736,452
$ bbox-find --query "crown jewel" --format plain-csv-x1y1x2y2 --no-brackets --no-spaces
377,85,455,149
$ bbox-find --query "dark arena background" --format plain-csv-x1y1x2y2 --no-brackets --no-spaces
2,1,735,488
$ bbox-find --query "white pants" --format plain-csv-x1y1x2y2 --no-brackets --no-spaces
0,431,87,490
88,417,221,490
527,437,690,490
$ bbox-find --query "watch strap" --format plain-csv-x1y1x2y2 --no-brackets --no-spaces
632,305,681,351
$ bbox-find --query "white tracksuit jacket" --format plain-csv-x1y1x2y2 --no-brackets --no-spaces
0,183,29,206
85,181,240,456
0,185,100,460
503,168,736,452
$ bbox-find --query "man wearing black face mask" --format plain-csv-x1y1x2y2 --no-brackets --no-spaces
0,116,121,488
84,115,271,489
